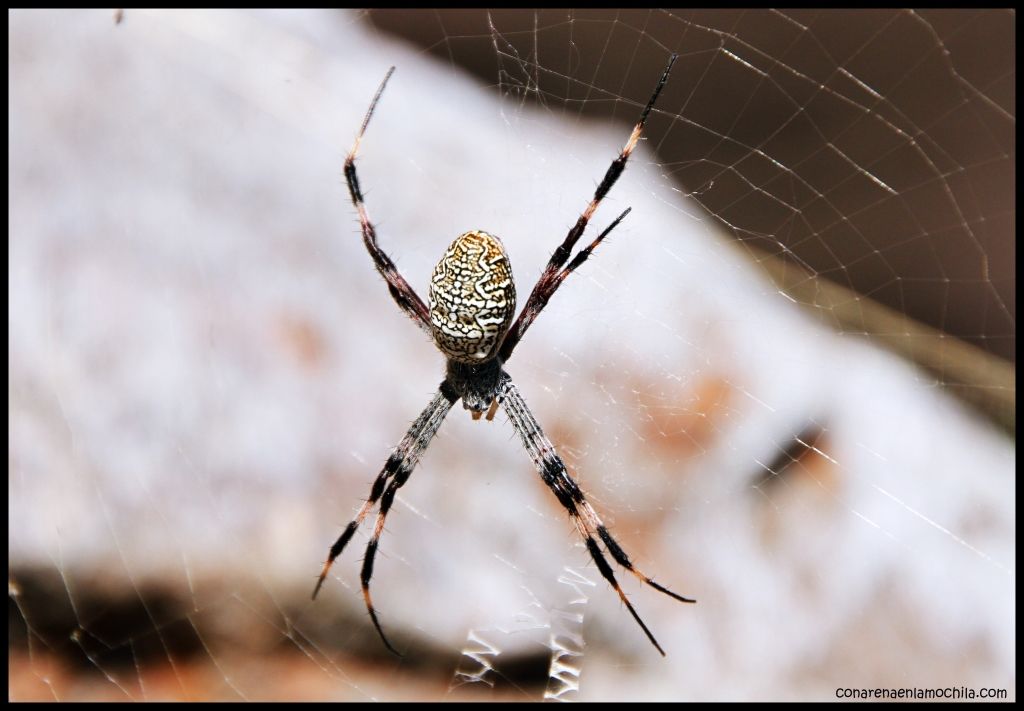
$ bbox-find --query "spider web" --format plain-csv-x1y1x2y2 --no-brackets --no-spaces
8,8,1015,702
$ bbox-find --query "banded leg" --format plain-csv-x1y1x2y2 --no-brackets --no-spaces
313,384,458,652
499,375,694,656
499,54,677,362
345,67,433,335
504,207,632,343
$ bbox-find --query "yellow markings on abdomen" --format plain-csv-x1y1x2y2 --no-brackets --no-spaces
429,230,516,363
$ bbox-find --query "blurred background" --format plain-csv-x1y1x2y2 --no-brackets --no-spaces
8,9,1015,701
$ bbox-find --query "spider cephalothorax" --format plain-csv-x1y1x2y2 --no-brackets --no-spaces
314,56,695,657
443,357,503,419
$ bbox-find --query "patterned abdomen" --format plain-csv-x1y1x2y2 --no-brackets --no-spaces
429,230,516,363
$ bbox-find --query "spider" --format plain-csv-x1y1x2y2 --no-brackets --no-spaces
313,55,695,657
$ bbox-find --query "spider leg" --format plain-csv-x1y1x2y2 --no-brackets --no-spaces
313,384,457,653
344,67,433,335
499,375,694,656
508,207,632,331
359,459,416,656
498,54,677,362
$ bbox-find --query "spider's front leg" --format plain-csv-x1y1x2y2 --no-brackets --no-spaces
313,383,457,655
499,374,695,656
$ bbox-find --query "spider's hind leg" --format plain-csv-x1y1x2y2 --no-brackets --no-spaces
344,67,433,335
497,54,677,363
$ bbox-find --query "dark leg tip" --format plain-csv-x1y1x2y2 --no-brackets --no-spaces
312,565,332,600
647,578,697,605
369,607,402,657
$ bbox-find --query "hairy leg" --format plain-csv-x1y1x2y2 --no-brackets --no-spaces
313,384,458,653
499,375,694,656
499,54,677,361
344,67,433,334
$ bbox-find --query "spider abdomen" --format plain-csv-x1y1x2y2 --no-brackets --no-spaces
429,230,516,363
